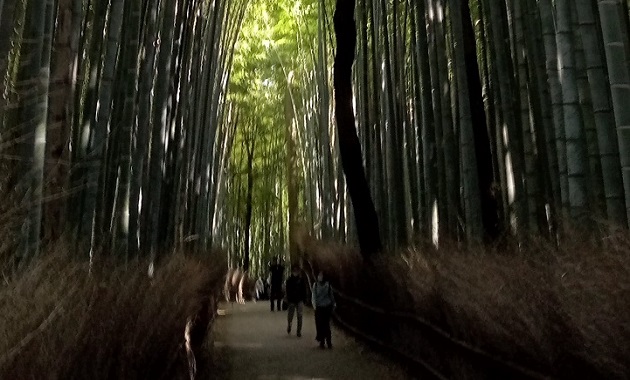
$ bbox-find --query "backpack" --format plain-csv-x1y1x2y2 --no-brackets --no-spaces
314,282,332,302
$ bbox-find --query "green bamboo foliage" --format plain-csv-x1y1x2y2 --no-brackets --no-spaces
304,0,630,249
87,0,125,251
528,0,559,230
2,0,630,268
128,0,160,257
509,0,540,232
556,0,589,221
0,0,247,265
12,0,55,261
44,0,81,241
597,0,630,222
451,0,482,239
0,0,6,28
264,0,629,255
575,0,627,225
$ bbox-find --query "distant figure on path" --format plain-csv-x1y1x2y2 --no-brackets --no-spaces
312,271,336,348
266,274,271,297
269,257,285,311
285,265,307,337
255,276,265,300
236,269,247,304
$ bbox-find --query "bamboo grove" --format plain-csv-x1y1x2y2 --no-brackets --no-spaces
273,0,630,258
0,0,247,267
2,0,630,269
221,0,630,269
217,1,318,271
341,0,630,247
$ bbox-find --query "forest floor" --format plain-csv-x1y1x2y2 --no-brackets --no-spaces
210,301,414,379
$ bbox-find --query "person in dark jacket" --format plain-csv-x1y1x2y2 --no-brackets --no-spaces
269,257,285,311
312,271,336,348
285,265,307,337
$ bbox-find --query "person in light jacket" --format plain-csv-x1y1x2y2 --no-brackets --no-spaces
311,271,336,348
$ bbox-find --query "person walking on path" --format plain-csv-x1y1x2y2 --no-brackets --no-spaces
285,265,307,337
255,276,265,300
269,257,285,311
311,271,336,348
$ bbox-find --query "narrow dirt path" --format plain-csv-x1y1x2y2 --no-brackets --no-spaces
210,301,414,379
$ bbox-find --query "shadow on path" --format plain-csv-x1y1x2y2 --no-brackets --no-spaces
210,301,413,380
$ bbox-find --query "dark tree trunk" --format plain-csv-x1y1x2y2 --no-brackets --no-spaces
333,0,382,257
243,149,254,271
461,1,500,240
285,89,299,259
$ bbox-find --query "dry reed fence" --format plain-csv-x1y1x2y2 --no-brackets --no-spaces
306,228,630,379
0,247,227,379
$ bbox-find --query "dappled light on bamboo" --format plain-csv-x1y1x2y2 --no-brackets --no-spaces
431,199,439,248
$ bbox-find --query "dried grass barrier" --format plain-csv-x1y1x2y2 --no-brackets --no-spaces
306,229,630,379
0,251,226,379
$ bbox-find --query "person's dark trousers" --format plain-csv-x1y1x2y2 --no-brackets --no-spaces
270,297,281,311
287,302,303,335
270,286,282,311
315,305,333,347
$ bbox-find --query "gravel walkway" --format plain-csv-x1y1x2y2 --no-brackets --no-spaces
210,301,414,380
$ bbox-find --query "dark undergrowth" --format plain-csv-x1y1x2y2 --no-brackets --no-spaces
306,226,630,379
0,246,226,380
